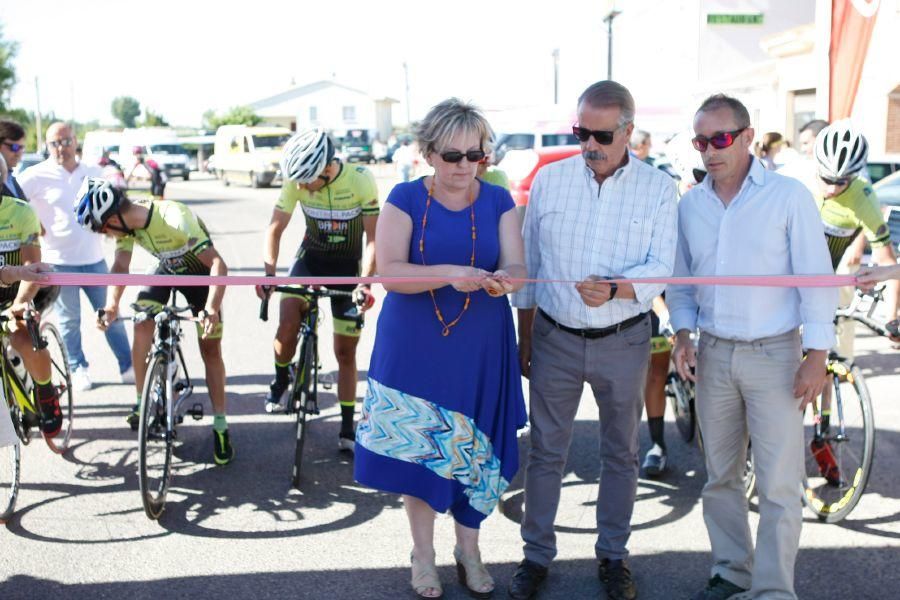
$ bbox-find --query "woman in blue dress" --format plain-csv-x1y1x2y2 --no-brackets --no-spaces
355,99,527,599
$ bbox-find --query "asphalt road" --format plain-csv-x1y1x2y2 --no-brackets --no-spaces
2,171,899,599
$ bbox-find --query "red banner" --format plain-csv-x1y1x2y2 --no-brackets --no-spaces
829,0,881,121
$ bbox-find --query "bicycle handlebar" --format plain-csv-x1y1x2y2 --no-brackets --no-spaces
96,304,198,326
258,285,361,323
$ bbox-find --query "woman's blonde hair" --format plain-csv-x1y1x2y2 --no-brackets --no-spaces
415,98,494,157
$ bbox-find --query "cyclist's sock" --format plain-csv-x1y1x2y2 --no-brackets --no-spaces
340,403,355,436
213,414,228,433
35,377,54,398
821,411,831,433
274,361,291,384
648,416,666,451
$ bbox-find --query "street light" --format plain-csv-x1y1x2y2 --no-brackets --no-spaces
552,48,560,104
603,9,622,80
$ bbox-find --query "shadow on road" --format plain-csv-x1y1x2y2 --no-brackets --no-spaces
3,545,899,600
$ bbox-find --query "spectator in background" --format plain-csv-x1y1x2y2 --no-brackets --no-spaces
18,122,134,392
753,131,784,170
0,119,28,199
392,139,417,182
779,119,829,194
476,141,510,190
629,128,653,164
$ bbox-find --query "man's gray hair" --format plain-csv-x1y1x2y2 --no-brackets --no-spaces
415,98,494,157
630,129,651,148
696,94,751,129
578,80,635,127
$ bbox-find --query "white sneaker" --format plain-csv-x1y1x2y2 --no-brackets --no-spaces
338,435,355,453
72,367,93,392
120,366,135,384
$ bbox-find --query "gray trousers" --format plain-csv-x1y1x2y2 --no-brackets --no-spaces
522,311,650,566
696,330,804,600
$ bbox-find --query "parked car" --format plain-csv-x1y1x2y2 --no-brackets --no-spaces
213,125,291,188
501,145,582,218
14,153,45,176
871,171,900,252
342,130,374,163
866,155,900,184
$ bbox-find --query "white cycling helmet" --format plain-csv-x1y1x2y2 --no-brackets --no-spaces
815,119,868,179
280,127,335,184
75,176,129,233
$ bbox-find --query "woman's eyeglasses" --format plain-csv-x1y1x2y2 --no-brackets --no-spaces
1,142,24,152
691,128,746,152
571,125,620,145
439,149,486,163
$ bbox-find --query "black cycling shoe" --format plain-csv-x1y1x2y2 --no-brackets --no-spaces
598,558,636,600
38,390,62,437
264,378,290,413
213,428,235,465
690,574,748,600
507,559,548,600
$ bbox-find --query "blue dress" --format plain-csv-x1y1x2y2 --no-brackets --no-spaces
355,178,527,528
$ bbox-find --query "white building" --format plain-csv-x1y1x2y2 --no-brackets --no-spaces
248,80,398,142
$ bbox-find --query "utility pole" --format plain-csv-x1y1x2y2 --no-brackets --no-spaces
552,48,560,104
603,9,622,80
34,77,43,154
402,61,411,126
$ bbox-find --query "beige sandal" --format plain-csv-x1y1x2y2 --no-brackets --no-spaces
410,551,443,599
453,546,494,599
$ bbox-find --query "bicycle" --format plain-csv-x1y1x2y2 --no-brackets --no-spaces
259,284,364,489
0,307,74,523
102,303,204,520
800,286,898,523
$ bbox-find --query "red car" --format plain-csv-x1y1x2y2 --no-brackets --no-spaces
503,145,582,215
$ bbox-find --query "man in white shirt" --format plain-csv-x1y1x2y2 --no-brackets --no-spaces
18,123,133,391
508,80,677,600
668,95,836,600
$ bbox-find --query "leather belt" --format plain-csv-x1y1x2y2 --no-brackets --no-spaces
538,308,648,340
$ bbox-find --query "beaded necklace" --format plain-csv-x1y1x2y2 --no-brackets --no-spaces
419,179,477,336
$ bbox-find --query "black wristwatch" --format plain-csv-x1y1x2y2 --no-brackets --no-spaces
604,276,618,300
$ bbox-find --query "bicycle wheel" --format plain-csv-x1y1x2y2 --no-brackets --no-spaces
665,372,696,443
39,323,73,454
743,448,756,500
291,334,315,489
0,440,20,523
138,355,173,520
802,365,875,523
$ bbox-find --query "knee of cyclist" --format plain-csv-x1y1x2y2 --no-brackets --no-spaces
198,339,223,361
334,345,357,365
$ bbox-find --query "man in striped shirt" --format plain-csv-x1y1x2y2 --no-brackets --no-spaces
509,80,677,600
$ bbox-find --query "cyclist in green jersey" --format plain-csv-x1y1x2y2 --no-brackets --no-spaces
76,178,234,465
0,192,63,436
255,128,377,452
809,121,899,481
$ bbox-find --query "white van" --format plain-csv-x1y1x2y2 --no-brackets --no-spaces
81,130,123,165
120,128,191,180
213,125,292,188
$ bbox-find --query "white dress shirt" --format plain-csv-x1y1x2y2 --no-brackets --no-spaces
511,153,678,328
668,157,837,350
18,159,105,266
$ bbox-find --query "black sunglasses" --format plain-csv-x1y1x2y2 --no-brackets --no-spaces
691,128,746,152
2,141,24,152
47,138,75,149
439,149,486,163
572,125,620,145
819,174,850,186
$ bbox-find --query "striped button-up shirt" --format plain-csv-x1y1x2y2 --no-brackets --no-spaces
511,153,678,328
667,157,837,350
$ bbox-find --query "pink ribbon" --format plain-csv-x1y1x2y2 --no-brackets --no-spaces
43,272,857,288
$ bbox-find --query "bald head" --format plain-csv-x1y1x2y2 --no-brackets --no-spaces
45,121,78,171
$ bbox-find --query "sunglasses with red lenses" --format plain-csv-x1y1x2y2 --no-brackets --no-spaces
440,149,486,163
691,128,747,152
572,126,618,145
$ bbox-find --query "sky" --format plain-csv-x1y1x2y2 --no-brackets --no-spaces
2,0,700,129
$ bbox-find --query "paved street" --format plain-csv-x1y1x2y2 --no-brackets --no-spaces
2,172,900,599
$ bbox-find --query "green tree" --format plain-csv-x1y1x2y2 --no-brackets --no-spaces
0,23,19,113
111,96,141,128
203,105,262,129
142,108,169,127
